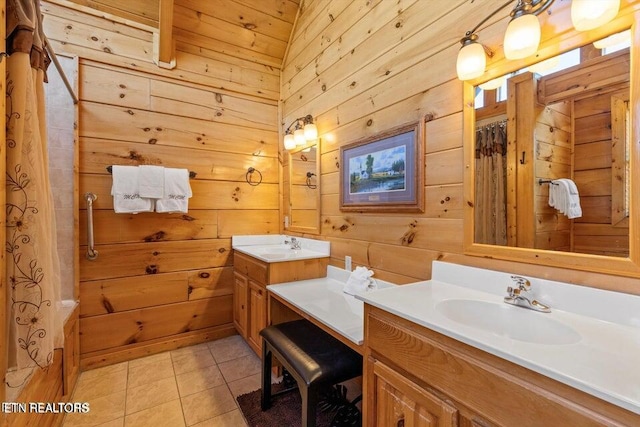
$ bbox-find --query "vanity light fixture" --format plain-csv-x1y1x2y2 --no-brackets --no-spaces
456,0,621,81
283,114,317,150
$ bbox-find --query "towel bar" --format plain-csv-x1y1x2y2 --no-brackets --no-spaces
538,179,559,186
105,165,197,179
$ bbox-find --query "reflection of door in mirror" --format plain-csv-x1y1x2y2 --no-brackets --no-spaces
475,41,630,257
288,145,320,233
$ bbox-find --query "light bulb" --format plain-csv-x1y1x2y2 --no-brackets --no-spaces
504,14,541,60
294,128,306,146
456,40,486,81
304,122,317,140
283,133,296,150
571,0,620,31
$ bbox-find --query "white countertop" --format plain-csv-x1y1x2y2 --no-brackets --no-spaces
232,234,330,263
357,262,640,415
267,266,396,345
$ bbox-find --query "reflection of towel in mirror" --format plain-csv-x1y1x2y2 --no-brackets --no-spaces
343,266,376,295
548,178,582,219
111,165,154,214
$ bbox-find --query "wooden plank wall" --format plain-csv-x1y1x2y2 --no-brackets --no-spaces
42,0,282,368
281,0,640,291
534,102,572,252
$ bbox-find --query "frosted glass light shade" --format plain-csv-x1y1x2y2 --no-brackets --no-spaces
572,0,620,31
479,75,506,91
284,133,296,150
456,41,486,81
528,55,560,73
294,128,306,146
304,123,318,140
593,29,630,49
504,14,541,60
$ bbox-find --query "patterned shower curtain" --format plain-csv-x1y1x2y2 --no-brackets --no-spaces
5,0,62,381
474,121,507,246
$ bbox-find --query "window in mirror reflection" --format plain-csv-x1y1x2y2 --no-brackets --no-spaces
473,30,630,257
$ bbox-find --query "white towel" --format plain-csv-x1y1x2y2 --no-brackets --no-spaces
155,168,193,213
111,165,154,214
343,266,376,295
138,165,165,198
548,178,582,219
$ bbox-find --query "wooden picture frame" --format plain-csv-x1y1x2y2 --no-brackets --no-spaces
339,121,424,212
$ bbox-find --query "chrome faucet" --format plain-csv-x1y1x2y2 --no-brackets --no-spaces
504,275,551,313
285,237,301,250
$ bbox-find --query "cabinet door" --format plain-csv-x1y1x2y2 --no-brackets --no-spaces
372,360,457,427
247,281,267,356
233,273,249,338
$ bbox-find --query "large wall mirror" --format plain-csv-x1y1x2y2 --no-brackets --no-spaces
464,20,640,278
288,144,320,233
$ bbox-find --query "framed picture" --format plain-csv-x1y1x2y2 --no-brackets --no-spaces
339,121,424,212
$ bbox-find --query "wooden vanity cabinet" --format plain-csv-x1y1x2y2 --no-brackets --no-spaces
233,251,328,356
364,304,640,427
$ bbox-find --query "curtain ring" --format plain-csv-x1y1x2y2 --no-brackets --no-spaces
246,167,262,186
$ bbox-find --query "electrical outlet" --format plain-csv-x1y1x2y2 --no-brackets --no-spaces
345,256,352,271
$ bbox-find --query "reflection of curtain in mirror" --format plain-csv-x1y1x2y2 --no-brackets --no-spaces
475,122,507,245
5,0,62,389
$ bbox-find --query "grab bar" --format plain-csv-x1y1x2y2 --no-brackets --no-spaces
84,192,98,260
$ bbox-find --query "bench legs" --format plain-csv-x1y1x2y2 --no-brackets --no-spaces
300,386,318,427
261,339,272,411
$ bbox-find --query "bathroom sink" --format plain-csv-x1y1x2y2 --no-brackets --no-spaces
436,299,581,345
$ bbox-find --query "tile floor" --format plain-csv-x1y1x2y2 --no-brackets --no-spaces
63,335,261,427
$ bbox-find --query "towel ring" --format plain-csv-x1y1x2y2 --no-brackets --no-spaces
246,167,263,186
306,172,317,189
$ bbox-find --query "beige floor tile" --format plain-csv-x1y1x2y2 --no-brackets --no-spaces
72,366,128,401
170,343,210,357
63,391,125,427
226,373,261,398
124,399,185,427
217,354,261,383
128,357,174,389
176,364,225,397
190,409,247,427
96,417,124,427
128,352,171,369
172,349,216,376
125,377,179,415
180,385,237,426
207,336,253,363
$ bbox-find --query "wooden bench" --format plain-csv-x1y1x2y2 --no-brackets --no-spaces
260,319,362,427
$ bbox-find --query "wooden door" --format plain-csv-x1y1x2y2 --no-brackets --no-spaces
372,360,458,427
247,280,267,355
233,272,248,338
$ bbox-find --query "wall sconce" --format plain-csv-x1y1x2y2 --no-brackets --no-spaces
283,114,317,150
456,0,621,81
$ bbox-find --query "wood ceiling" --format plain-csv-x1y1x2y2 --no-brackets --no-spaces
66,0,301,68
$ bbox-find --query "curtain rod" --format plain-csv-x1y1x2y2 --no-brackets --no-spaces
44,36,79,105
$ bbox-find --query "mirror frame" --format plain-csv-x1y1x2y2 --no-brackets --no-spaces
287,142,321,234
463,13,640,278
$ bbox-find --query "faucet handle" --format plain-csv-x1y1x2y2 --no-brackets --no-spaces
510,275,531,291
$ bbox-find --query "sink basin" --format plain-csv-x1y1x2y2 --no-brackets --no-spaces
436,299,581,345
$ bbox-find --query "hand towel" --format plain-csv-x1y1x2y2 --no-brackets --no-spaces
110,165,154,214
548,179,582,219
343,266,376,295
138,165,165,198
557,178,582,219
155,168,193,213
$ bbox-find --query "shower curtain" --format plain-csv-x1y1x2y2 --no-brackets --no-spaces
5,0,62,385
474,121,507,246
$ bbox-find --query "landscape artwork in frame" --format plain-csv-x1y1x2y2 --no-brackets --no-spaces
340,121,424,212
